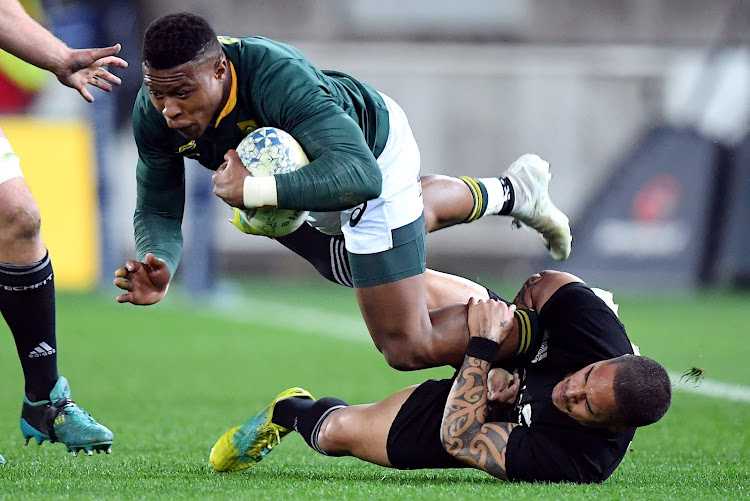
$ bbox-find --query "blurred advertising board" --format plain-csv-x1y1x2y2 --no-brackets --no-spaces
2,117,99,290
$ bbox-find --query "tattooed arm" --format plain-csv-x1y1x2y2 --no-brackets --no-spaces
440,298,519,479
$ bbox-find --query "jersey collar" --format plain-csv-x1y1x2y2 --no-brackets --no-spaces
214,60,237,128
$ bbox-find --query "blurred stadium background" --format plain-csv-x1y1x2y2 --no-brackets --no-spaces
3,0,750,294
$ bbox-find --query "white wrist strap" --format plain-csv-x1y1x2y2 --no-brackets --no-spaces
243,175,278,208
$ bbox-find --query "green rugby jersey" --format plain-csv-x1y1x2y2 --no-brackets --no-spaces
132,36,390,276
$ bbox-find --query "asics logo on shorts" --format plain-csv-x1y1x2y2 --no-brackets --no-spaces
349,201,367,227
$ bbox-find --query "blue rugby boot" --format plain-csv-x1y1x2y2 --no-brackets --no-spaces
20,376,114,456
210,387,313,472
0,453,5,464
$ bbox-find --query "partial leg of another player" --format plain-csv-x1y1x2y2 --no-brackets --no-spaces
0,132,113,456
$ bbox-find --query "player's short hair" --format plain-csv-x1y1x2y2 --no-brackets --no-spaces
143,12,222,70
610,354,672,428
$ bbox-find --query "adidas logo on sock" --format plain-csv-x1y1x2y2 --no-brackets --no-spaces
28,342,56,358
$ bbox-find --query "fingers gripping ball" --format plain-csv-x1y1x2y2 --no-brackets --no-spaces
232,127,310,237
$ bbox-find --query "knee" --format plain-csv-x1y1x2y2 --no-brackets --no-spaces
369,322,436,371
0,200,41,242
316,408,353,455
380,340,429,371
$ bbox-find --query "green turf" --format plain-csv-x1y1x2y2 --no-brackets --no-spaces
0,279,748,500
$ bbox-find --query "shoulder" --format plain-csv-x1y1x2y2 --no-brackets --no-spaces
540,281,633,359
220,36,308,66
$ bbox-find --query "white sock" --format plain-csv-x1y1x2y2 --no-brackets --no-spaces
478,177,511,215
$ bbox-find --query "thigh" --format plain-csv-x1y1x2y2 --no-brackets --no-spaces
0,135,25,191
348,215,426,288
425,269,490,309
0,133,35,221
386,378,467,470
355,272,430,352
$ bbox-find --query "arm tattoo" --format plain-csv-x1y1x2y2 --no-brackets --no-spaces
441,356,517,479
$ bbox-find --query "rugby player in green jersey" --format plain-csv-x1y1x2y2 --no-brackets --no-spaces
115,12,572,371
0,0,125,461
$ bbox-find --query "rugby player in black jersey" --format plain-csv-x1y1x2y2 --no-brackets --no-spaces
210,270,671,484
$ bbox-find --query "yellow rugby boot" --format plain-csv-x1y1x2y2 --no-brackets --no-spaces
209,387,313,472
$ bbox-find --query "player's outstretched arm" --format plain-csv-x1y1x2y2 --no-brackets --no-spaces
440,298,518,480
53,44,127,102
0,0,127,102
114,253,170,305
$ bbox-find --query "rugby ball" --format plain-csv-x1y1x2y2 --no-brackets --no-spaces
232,127,310,237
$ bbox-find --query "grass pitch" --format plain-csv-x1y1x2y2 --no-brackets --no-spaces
0,278,748,500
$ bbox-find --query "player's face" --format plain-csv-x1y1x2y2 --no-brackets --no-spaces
551,361,618,428
143,57,228,140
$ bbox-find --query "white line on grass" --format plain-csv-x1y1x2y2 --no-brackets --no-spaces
669,372,750,402
201,292,750,403
204,293,371,343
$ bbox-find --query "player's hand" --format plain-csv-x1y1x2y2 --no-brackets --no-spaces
212,149,250,208
467,297,516,344
54,44,128,103
113,253,170,305
487,368,521,407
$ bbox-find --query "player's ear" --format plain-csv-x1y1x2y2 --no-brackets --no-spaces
214,56,228,79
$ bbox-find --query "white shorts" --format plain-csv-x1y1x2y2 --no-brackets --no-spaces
306,92,424,255
0,137,23,185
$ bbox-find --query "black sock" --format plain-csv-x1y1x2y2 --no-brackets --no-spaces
273,396,348,455
0,253,58,401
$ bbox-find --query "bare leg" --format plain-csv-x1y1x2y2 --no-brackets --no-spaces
316,385,418,467
356,274,471,370
0,129,57,400
425,268,489,309
0,178,46,262
422,174,474,233
0,129,46,264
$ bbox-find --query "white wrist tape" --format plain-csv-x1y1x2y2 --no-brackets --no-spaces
243,175,278,209
0,137,23,185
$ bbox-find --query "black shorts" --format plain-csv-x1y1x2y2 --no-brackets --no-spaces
386,378,467,470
